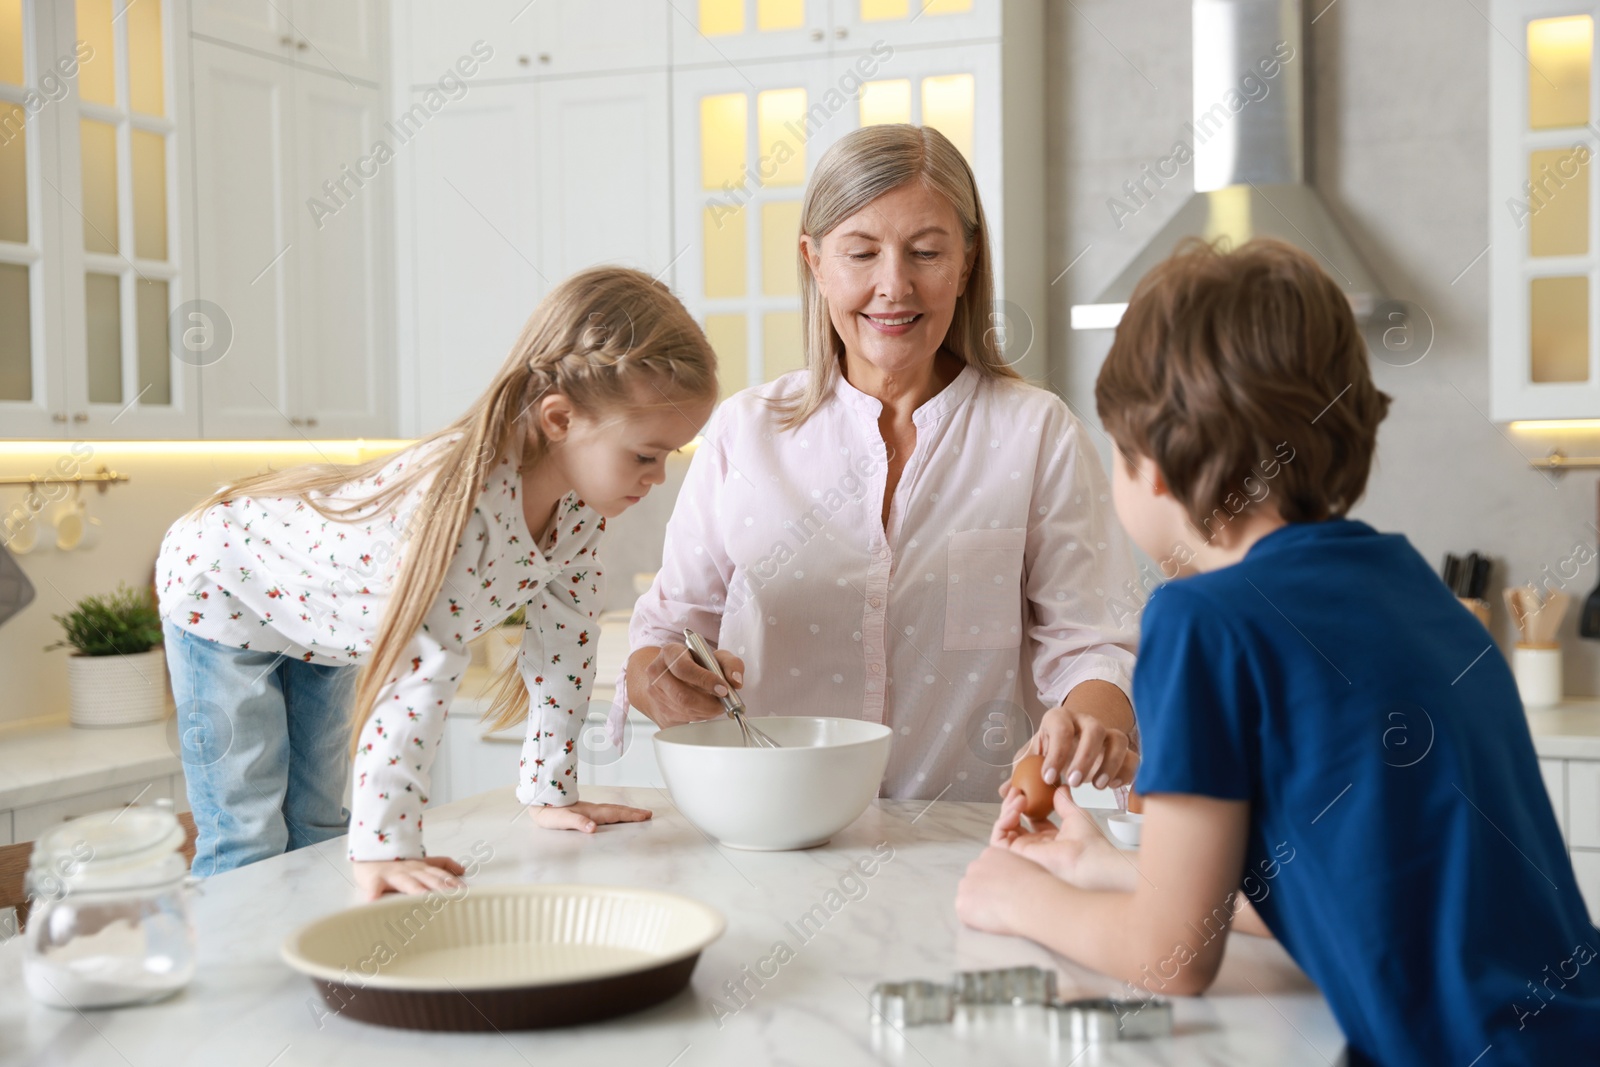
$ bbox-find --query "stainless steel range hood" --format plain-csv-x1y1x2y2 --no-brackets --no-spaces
1070,0,1384,330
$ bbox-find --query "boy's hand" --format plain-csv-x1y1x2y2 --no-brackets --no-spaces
1032,693,1138,791
533,800,653,833
955,846,1053,936
352,856,466,900
991,784,1135,892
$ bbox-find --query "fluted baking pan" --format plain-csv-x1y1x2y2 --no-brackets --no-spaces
281,884,725,1031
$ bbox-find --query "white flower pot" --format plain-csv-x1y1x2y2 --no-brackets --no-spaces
67,647,171,728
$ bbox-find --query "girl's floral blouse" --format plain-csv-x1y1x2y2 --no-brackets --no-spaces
155,435,605,861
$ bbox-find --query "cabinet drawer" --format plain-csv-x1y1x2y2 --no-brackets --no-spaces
1541,758,1567,840
1566,761,1600,849
12,777,174,842
1571,850,1600,926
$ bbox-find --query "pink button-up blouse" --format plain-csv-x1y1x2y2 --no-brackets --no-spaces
617,364,1141,801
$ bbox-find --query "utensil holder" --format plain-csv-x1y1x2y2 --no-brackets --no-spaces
1513,643,1562,709
1457,597,1491,628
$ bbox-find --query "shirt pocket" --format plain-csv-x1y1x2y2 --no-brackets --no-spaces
944,527,1027,651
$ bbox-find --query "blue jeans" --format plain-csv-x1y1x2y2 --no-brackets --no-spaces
162,620,357,877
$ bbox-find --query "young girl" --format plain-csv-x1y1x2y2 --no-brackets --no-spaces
156,267,718,898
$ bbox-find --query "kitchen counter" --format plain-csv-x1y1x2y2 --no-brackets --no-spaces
1527,699,1600,759
0,713,180,812
0,786,1346,1066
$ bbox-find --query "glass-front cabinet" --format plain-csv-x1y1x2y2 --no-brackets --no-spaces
671,0,1039,398
1491,1,1600,420
0,0,197,439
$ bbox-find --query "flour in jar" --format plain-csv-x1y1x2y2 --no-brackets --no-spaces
24,916,194,1009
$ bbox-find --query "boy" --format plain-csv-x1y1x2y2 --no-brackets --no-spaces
956,238,1600,1065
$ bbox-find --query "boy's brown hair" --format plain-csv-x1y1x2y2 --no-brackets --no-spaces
1095,237,1391,536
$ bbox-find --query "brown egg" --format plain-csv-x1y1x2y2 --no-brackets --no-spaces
1010,753,1056,822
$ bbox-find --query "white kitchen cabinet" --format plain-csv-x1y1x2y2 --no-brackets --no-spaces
1571,849,1600,924
10,774,175,842
189,41,297,438
532,0,670,76
190,0,294,65
0,810,12,847
1541,756,1568,837
670,0,832,67
406,82,545,436
291,72,395,438
1487,1,1599,420
669,1,1000,72
828,0,1000,53
397,0,1044,434
189,39,394,438
405,0,537,85
403,68,673,436
535,71,674,282
1,0,201,440
291,1,388,85
1567,758,1600,848
191,0,386,85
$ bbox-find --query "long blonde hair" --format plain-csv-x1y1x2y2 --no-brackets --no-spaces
183,267,717,750
775,124,1020,429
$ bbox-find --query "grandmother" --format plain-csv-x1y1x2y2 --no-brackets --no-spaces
616,124,1141,801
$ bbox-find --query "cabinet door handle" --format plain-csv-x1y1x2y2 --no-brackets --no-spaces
279,35,294,47
52,412,67,423
835,27,848,39
304,417,318,428
810,28,824,41
538,53,551,64
71,413,87,423
296,39,309,51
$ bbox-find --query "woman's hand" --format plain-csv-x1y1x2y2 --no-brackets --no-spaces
991,783,1136,892
532,799,653,833
1031,681,1138,790
626,643,745,729
351,856,466,900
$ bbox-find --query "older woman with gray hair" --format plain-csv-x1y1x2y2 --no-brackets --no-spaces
617,124,1141,801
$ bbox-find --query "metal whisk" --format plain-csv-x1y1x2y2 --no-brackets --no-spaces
683,629,780,748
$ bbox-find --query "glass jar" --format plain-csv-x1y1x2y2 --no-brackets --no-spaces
23,805,196,1009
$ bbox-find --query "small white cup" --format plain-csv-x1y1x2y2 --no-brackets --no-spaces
1514,643,1562,709
52,499,101,551
4,491,49,555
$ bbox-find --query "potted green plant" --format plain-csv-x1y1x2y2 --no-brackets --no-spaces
48,583,169,728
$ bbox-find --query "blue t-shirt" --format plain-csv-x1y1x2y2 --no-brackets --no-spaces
1134,518,1600,1066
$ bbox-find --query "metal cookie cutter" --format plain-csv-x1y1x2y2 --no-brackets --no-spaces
1053,997,1174,1042
951,965,1058,1006
870,981,956,1027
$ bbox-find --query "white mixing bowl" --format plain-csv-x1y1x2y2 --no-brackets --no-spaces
652,716,892,851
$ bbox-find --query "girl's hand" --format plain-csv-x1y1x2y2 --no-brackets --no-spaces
991,785,1134,892
1030,700,1138,792
627,643,745,729
352,856,466,901
955,845,1052,936
533,800,653,833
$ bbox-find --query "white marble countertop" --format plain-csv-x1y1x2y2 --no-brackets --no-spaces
1528,699,1600,759
0,713,180,811
0,785,1347,1066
